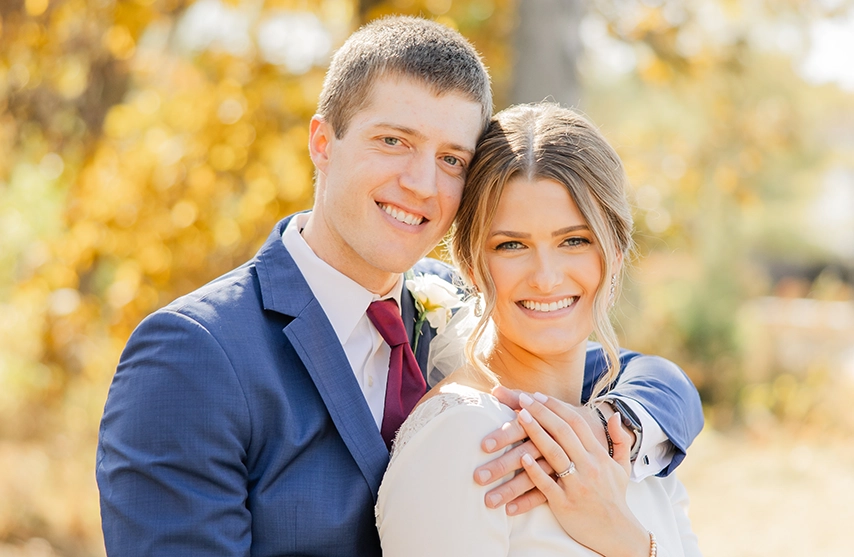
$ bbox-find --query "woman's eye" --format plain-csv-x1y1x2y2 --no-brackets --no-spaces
443,155,460,166
495,241,525,251
383,137,400,146
563,237,591,248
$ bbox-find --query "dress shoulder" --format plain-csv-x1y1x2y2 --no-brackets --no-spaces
377,384,516,556
389,383,505,466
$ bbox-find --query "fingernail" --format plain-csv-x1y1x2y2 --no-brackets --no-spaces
487,493,502,507
477,469,491,483
507,503,518,515
519,392,534,407
521,453,534,466
519,408,533,423
484,438,497,452
533,392,548,403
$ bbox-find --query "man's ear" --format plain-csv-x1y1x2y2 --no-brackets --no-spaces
308,115,332,175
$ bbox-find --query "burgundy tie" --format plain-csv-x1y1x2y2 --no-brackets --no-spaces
366,299,427,449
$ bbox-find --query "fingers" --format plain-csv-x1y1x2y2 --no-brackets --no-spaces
475,437,542,486
480,417,526,454
504,485,548,516
491,385,522,410
609,412,632,475
517,394,586,473
533,394,602,454
482,455,553,510
520,453,565,508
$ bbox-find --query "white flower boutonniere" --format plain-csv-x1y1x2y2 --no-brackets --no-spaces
405,271,463,352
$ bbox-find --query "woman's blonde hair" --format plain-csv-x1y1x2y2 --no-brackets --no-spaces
450,102,634,401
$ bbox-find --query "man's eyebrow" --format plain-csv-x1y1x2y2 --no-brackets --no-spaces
374,122,425,140
489,225,589,239
449,143,476,158
373,123,475,157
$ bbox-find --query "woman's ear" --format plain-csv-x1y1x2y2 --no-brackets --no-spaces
607,251,624,306
308,115,332,175
467,268,482,294
613,250,624,276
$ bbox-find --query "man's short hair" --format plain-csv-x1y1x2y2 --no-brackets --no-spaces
317,15,492,138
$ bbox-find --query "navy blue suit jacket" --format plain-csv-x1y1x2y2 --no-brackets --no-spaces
97,215,703,556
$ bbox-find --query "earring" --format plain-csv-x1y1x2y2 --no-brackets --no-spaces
473,293,483,317
609,274,617,305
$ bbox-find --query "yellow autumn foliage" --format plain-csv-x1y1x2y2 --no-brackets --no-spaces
1,0,852,554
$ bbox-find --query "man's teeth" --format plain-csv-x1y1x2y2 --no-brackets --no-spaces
520,297,577,312
379,203,424,226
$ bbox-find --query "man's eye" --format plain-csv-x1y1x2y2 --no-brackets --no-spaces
383,137,400,146
443,155,460,166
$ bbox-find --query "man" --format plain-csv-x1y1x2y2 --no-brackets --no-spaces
97,16,703,556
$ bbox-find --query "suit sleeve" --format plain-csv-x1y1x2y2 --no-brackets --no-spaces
96,310,252,556
584,345,704,476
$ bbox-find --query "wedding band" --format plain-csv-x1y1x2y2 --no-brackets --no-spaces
555,461,576,478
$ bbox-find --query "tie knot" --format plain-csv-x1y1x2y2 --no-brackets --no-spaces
366,299,409,348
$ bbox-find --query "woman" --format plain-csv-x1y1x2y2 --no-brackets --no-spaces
375,103,701,556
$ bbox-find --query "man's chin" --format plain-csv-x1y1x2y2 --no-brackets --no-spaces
371,251,431,275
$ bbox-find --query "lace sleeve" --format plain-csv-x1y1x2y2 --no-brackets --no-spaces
376,386,514,557
388,387,484,467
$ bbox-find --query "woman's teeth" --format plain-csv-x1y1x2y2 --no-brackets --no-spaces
520,297,577,312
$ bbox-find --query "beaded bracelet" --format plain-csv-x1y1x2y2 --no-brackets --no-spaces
594,406,614,458
648,531,658,557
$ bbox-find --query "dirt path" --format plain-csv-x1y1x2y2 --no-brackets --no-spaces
2,426,853,556
678,427,854,556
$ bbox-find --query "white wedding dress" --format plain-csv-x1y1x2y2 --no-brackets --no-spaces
376,383,702,556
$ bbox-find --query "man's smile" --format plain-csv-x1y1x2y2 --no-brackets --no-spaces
377,202,427,226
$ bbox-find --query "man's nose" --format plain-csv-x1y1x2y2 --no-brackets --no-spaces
400,152,438,199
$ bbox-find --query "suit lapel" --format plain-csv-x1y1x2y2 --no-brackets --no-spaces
254,217,389,498
284,302,389,496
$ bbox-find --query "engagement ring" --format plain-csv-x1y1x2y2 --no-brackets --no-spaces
556,461,576,478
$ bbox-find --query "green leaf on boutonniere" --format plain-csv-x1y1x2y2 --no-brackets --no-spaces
404,272,463,353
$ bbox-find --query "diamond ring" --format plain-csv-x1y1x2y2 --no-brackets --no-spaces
555,461,576,478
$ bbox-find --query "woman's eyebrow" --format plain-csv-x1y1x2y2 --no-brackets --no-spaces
552,225,589,237
489,225,589,239
489,230,529,239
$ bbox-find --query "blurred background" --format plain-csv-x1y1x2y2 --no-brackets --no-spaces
1,0,852,555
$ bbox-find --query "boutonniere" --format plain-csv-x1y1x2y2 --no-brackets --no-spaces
404,270,463,352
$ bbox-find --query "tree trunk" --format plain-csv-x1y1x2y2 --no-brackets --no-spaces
511,0,584,107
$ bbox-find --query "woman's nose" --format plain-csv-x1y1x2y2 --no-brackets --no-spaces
527,251,563,292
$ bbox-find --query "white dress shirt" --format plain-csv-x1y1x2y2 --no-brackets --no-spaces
282,213,403,429
599,396,673,481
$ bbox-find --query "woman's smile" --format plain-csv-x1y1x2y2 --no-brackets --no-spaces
517,296,579,315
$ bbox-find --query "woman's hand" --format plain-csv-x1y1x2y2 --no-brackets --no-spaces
474,386,634,516
517,392,650,557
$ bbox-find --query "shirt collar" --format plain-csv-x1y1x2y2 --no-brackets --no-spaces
282,212,404,345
